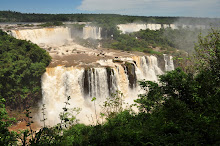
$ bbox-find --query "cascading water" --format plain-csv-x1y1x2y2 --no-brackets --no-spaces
164,54,175,71
117,24,147,33
9,26,175,126
10,26,102,46
117,23,210,34
117,23,163,33
132,56,164,81
146,24,162,30
41,67,85,125
83,68,109,99
10,27,72,46
40,55,174,126
83,26,102,39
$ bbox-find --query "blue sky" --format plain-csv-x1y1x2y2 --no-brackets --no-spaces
0,0,220,17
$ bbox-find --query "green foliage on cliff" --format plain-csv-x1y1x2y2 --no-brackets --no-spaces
0,29,51,109
102,28,175,54
0,98,17,145
102,27,213,56
38,21,63,27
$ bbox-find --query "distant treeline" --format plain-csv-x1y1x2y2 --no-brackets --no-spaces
1,11,220,25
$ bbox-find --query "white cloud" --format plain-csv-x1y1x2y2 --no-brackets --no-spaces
77,0,220,17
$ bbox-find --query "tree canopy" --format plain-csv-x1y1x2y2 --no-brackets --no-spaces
0,29,51,109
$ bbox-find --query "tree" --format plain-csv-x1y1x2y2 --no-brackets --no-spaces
0,97,17,145
0,29,51,109
135,29,220,145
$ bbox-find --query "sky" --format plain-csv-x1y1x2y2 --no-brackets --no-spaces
0,0,220,17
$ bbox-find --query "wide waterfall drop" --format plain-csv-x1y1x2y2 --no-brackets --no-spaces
146,24,162,30
40,55,174,126
8,26,175,126
117,23,210,34
117,24,147,33
41,67,85,125
117,23,172,33
10,27,72,46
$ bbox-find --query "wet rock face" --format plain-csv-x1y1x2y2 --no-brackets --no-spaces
157,55,165,71
123,62,137,89
106,67,117,95
106,67,112,94
83,68,106,98
83,68,97,97
83,69,90,97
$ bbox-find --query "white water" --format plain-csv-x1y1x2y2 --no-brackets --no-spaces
40,55,174,126
11,27,72,46
9,26,175,126
117,24,147,33
164,54,175,71
83,26,102,39
117,23,210,33
117,23,163,33
147,24,162,31
10,26,102,46
132,56,163,81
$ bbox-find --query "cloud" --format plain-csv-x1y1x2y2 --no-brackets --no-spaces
77,0,220,17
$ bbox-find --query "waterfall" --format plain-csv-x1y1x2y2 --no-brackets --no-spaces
10,26,102,46
11,27,72,46
83,26,102,39
117,23,147,33
117,23,210,34
40,55,173,126
164,54,175,71
132,56,164,81
83,68,109,98
146,24,162,30
10,26,175,125
41,66,85,125
117,23,163,33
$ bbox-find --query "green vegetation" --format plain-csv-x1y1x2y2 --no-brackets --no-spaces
102,29,175,54
75,37,100,49
1,11,219,56
1,11,220,26
0,98,16,145
163,28,209,53
101,27,213,56
0,11,219,144
1,29,219,145
60,29,219,145
0,30,51,110
0,11,178,23
38,21,63,27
